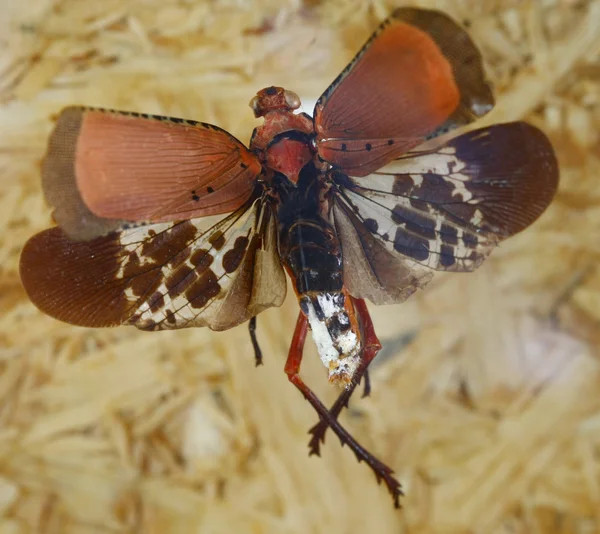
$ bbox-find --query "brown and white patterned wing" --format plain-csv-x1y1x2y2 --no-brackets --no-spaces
20,196,286,331
332,122,559,305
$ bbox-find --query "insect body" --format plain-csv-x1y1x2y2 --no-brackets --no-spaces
20,8,559,507
275,159,362,385
248,89,364,383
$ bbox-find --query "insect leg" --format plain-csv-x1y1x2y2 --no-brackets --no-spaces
362,369,371,398
308,298,381,455
248,316,263,366
355,297,382,392
285,310,401,507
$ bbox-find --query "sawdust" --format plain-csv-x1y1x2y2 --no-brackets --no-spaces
1,0,600,532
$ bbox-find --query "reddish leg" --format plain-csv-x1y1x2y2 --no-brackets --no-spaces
308,298,382,456
285,311,402,507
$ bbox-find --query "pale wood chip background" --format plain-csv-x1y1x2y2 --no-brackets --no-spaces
1,0,600,532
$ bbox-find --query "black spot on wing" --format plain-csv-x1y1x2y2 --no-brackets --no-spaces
391,176,413,196
164,264,197,295
185,270,221,309
222,236,249,273
441,223,458,245
148,291,165,313
391,204,436,239
440,245,456,267
463,232,478,248
189,248,214,271
364,218,379,233
208,230,226,251
393,227,430,261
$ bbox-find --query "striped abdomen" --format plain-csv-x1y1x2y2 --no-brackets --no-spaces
280,215,362,385
282,218,343,295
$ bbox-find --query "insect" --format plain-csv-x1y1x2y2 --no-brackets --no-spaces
20,8,558,507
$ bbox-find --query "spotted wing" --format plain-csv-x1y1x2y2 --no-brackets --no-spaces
44,107,262,240
332,122,559,305
20,195,286,331
314,7,494,177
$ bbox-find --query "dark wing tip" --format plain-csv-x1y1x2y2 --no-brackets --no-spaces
390,6,495,119
453,121,559,238
501,122,559,236
20,228,130,327
42,107,126,240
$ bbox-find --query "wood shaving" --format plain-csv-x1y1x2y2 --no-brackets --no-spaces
2,0,600,532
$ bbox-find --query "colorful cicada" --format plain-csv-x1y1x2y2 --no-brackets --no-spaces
20,8,559,506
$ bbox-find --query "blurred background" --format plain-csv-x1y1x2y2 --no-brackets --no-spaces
1,0,600,532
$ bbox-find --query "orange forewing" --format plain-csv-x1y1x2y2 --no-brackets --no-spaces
43,107,261,239
314,8,494,177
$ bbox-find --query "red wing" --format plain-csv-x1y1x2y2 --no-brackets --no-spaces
314,7,494,177
331,122,558,304
20,196,286,331
44,107,262,240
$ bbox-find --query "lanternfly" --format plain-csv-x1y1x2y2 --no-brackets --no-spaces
20,8,558,507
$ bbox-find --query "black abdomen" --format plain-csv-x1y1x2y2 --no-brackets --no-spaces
276,163,343,295
282,218,343,294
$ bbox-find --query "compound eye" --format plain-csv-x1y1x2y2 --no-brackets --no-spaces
284,90,301,110
249,95,260,114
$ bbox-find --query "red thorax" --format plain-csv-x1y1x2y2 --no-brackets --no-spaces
249,86,315,184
